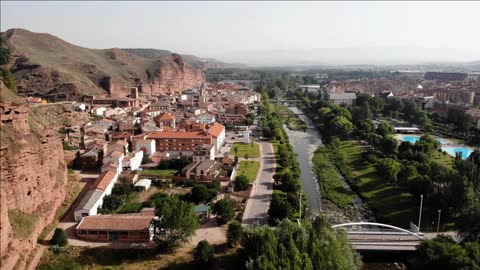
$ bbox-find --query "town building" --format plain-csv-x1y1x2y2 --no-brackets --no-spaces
123,151,144,171
207,122,226,152
154,113,176,129
327,93,357,106
74,171,119,221
144,130,212,157
181,159,223,180
76,215,154,242
193,144,215,163
135,139,156,156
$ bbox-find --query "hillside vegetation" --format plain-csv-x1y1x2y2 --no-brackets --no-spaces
0,28,206,99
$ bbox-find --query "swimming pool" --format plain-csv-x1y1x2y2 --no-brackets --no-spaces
442,147,473,159
400,135,447,145
398,135,473,159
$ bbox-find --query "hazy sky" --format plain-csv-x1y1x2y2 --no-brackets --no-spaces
2,1,480,65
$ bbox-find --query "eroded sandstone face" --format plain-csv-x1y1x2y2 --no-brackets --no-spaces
0,103,68,270
145,54,205,96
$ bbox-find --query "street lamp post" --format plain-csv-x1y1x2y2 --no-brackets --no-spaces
418,194,424,231
437,209,442,234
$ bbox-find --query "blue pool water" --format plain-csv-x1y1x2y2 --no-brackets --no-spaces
442,147,473,159
399,135,473,159
401,135,447,145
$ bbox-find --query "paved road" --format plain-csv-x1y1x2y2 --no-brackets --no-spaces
241,142,276,225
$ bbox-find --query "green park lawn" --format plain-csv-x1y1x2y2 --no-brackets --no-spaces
339,141,418,227
237,160,260,182
432,150,454,169
229,142,260,158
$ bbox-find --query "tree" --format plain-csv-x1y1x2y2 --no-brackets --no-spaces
412,236,480,270
234,175,250,191
376,158,401,183
112,177,133,196
102,194,123,211
457,207,480,243
268,194,292,222
1,69,17,93
0,37,11,65
244,153,249,160
194,240,215,266
190,184,215,204
240,218,362,270
152,195,199,251
279,172,300,193
227,221,243,247
329,115,353,138
376,122,394,137
379,135,398,156
212,199,236,224
50,228,68,246
141,154,152,164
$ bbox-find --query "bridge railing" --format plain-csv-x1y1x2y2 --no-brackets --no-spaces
332,222,425,240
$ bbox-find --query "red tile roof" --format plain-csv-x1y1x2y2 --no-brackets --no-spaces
77,215,152,231
158,113,175,121
208,123,225,138
92,171,117,190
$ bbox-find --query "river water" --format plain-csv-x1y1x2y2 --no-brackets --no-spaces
284,106,407,270
283,106,323,214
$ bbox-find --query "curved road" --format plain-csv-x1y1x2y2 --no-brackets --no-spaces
241,142,276,225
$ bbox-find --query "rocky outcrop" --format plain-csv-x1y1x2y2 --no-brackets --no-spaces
145,54,205,95
0,102,68,270
0,28,206,100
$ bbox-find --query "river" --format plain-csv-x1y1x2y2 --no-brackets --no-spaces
283,106,323,214
284,105,407,270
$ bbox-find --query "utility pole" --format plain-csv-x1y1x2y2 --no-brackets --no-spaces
437,209,442,234
299,192,302,219
298,192,302,227
418,194,424,231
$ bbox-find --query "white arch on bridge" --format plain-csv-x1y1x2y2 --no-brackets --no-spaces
332,222,425,240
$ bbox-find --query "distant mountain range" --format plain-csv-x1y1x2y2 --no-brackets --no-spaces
212,46,480,70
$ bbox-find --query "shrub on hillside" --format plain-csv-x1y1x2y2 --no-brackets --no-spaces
50,228,68,246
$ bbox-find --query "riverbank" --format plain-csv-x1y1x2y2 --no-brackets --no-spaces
283,106,374,223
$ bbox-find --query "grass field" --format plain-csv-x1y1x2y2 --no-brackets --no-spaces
432,150,454,168
141,169,177,178
229,142,260,158
8,209,38,239
339,141,418,227
237,160,260,182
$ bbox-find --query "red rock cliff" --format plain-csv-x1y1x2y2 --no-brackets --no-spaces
0,102,68,270
144,53,205,96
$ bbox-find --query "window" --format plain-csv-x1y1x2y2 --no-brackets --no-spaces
119,231,128,235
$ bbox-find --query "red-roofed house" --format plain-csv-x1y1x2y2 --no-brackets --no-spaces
207,123,225,152
154,112,176,129
76,215,154,242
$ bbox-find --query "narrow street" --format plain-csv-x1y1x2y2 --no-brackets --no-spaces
241,142,276,225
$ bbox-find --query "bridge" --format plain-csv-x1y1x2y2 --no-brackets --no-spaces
333,222,424,251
